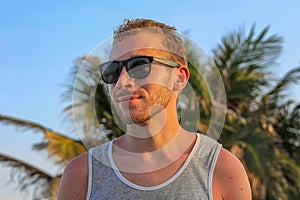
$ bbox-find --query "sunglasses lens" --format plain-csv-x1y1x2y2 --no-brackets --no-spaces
127,57,151,79
100,57,152,84
101,62,120,84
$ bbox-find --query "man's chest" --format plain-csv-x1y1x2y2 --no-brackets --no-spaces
119,152,189,187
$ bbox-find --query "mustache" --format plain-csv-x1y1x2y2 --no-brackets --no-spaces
114,90,143,102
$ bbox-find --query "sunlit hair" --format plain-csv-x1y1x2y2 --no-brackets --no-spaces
113,18,187,66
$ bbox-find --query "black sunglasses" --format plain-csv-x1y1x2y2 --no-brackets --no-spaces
98,56,179,84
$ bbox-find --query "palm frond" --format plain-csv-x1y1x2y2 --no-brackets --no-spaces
263,66,300,104
33,130,87,164
0,152,56,199
0,114,53,133
213,24,283,106
0,114,86,164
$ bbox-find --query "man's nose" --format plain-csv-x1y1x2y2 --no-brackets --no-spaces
116,67,134,89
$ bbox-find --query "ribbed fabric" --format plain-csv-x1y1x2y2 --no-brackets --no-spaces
86,134,221,200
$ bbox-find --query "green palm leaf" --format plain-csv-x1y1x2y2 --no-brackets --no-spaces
0,114,86,164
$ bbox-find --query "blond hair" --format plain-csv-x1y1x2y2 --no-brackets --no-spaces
113,18,187,66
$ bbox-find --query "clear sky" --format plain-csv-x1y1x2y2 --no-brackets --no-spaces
1,0,299,199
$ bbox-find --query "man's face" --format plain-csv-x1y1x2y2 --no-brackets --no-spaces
107,33,176,125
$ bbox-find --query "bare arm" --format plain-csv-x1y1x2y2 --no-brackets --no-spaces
213,148,252,200
57,153,88,200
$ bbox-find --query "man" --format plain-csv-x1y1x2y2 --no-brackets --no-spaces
58,19,252,200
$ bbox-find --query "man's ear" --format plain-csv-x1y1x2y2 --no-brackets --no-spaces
173,65,190,91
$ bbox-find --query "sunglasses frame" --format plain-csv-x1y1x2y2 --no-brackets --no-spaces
99,56,180,84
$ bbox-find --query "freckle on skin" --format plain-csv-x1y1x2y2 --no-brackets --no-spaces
240,188,243,190
229,176,233,180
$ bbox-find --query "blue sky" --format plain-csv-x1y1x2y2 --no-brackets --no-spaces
1,0,300,199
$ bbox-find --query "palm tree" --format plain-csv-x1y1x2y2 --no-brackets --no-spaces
211,25,300,199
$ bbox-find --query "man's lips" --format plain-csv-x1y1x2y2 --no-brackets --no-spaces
117,94,142,102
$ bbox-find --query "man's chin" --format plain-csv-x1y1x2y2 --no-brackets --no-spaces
123,116,150,126
132,119,151,127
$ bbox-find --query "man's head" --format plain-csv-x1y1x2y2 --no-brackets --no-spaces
101,18,189,126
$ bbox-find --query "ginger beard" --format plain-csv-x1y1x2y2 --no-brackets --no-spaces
111,82,174,126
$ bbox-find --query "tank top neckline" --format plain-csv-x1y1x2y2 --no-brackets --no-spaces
107,133,201,191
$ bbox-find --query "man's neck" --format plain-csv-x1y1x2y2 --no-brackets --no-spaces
119,105,182,152
123,123,181,153
112,99,197,173
112,126,196,174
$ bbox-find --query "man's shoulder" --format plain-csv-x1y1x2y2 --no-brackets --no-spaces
58,152,89,199
64,152,89,175
215,147,243,171
65,140,111,171
213,147,252,200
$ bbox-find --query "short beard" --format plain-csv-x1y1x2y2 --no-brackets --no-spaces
113,83,173,126
129,86,173,125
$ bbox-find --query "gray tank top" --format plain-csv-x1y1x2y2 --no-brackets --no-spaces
86,134,221,200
